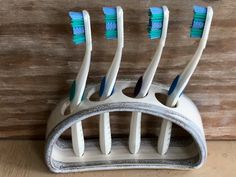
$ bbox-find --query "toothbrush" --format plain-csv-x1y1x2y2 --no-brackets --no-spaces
129,6,169,154
99,6,124,154
69,10,92,156
158,5,213,155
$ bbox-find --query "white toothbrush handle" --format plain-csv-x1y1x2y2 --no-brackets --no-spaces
99,46,122,154
158,119,172,155
71,49,90,157
99,112,111,154
157,91,176,155
129,6,169,154
157,7,213,155
129,112,142,154
71,10,92,157
157,46,205,156
71,121,85,156
99,7,124,154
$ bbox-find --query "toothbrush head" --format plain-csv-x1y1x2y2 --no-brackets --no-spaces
190,5,207,38
148,7,164,39
103,7,117,39
69,11,86,45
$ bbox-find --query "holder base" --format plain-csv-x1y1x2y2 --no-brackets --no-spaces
45,80,207,173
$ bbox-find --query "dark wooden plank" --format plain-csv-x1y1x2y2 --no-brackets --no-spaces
0,0,235,139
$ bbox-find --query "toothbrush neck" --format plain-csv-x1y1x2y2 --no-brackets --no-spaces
71,48,91,108
117,35,124,48
84,48,92,66
139,44,164,97
159,37,166,48
106,46,123,80
177,44,204,94
169,38,206,105
76,49,91,81
143,44,163,79
103,46,123,96
181,45,204,77
199,38,207,50
86,40,92,52
153,44,163,59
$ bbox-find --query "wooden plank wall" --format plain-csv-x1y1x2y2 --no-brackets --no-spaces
0,0,235,139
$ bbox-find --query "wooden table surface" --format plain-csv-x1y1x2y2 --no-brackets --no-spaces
0,140,235,177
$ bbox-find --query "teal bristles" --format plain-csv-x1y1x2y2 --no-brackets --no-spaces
103,7,117,39
148,7,164,39
190,5,207,38
69,11,86,45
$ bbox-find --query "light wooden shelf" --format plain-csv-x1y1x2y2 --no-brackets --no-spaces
0,140,235,177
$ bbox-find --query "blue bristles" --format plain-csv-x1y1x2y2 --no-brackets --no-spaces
192,20,205,29
194,5,207,14
106,22,117,31
149,20,163,29
69,11,83,20
148,7,164,39
69,11,86,45
150,7,163,14
190,5,207,38
103,7,116,15
103,7,117,39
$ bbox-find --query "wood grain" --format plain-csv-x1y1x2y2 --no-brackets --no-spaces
0,140,236,176
0,0,235,139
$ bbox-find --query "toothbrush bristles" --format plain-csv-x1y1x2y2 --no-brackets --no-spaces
148,7,164,39
190,5,207,38
69,12,86,45
103,7,118,39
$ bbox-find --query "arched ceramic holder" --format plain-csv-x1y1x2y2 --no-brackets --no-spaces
45,80,207,173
